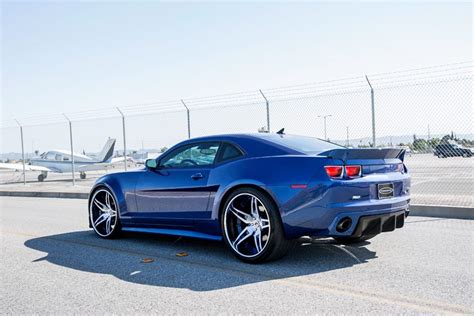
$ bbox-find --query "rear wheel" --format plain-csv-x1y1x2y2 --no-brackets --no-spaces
333,235,375,245
221,188,295,263
89,188,121,238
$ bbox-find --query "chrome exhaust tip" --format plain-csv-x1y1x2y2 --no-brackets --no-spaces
336,217,353,233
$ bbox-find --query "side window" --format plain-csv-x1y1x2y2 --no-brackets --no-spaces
217,143,243,163
55,154,62,161
160,143,220,168
45,152,55,160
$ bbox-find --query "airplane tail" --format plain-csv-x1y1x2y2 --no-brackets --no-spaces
96,138,116,162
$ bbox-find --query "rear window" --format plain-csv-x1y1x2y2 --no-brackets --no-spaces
257,134,344,154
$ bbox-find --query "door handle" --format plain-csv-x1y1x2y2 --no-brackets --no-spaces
191,173,204,180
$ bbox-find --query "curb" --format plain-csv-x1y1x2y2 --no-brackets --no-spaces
409,204,473,220
0,191,472,220
0,191,88,200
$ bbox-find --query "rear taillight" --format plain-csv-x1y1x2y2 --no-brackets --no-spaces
325,166,343,178
345,165,361,178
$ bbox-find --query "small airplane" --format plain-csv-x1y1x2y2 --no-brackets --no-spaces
0,138,118,182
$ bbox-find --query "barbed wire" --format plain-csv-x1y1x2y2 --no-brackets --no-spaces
1,61,472,128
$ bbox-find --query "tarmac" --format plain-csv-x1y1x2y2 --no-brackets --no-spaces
1,196,473,314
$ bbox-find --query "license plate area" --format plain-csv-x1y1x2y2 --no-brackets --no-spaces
378,183,394,199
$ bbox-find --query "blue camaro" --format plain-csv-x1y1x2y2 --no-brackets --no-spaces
89,132,410,263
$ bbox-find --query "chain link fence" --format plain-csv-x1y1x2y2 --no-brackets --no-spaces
1,62,473,207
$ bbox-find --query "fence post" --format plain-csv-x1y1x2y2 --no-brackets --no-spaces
317,114,332,141
116,107,127,171
181,99,191,139
365,75,376,147
259,90,270,133
62,114,75,185
14,119,26,185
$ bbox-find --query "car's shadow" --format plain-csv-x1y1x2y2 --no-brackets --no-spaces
24,231,377,291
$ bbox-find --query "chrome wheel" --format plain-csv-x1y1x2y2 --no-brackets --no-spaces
223,193,271,258
90,189,118,237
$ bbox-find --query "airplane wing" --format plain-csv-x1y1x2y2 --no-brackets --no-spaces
0,163,51,172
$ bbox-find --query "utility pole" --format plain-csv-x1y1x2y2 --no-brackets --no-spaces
14,119,26,185
318,114,332,140
346,126,350,147
365,75,376,147
181,99,191,139
259,89,270,133
116,107,127,171
63,114,75,185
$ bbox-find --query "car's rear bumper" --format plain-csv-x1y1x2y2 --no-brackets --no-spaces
348,209,407,238
281,195,410,238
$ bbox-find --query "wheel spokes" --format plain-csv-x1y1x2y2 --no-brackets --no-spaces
233,226,252,248
250,196,260,220
105,192,111,209
230,206,250,224
94,213,108,226
94,199,107,212
254,229,263,253
105,216,112,234
225,193,271,257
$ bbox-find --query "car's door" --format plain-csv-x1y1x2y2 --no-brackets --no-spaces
134,142,221,223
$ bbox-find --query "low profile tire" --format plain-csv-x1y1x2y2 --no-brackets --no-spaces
89,187,121,239
37,174,45,182
221,187,295,263
333,235,375,245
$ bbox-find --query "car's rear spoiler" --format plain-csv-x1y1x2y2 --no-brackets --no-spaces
319,148,406,162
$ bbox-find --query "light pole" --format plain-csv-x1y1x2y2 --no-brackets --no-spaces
365,75,376,147
181,99,191,139
259,89,270,133
62,114,75,185
14,119,26,185
116,107,127,171
318,114,332,140
346,126,350,147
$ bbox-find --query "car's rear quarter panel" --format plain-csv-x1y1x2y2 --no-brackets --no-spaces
209,154,410,239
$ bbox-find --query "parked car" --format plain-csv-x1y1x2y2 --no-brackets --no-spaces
434,143,473,158
88,132,410,263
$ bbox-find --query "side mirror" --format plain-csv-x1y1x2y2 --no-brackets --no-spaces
145,159,158,169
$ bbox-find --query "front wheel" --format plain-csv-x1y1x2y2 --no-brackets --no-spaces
221,188,295,263
89,188,121,238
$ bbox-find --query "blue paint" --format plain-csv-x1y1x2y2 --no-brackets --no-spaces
89,133,410,240
121,227,222,241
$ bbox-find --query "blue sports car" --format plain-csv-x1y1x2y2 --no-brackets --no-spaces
89,131,410,263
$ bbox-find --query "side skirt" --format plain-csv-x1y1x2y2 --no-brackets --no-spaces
121,226,222,241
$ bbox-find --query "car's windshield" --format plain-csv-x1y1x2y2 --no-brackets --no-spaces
257,134,344,154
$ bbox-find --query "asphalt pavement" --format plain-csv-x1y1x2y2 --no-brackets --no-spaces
0,197,473,314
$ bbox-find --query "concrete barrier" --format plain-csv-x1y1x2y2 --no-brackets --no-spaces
409,204,473,220
0,191,88,200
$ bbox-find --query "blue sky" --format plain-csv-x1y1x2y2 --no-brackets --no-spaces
1,1,472,152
